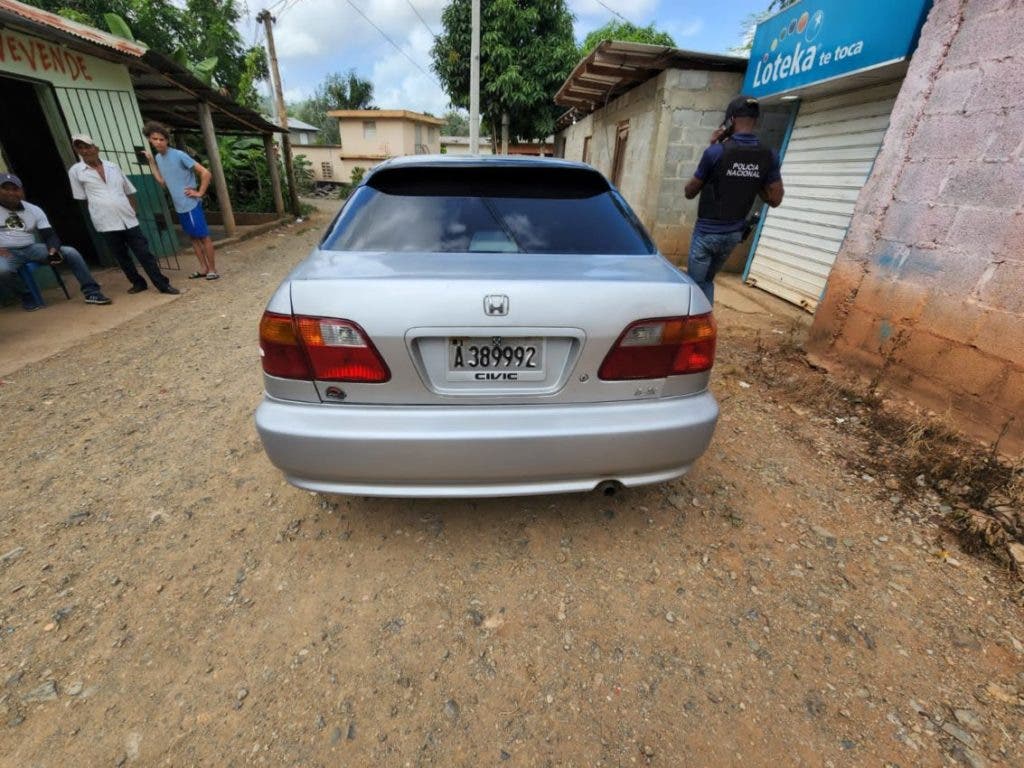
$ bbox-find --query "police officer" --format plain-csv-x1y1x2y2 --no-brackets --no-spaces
683,95,784,304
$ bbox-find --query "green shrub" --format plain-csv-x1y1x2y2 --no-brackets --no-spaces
292,154,315,195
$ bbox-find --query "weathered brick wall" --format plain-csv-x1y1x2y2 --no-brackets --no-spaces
808,0,1024,454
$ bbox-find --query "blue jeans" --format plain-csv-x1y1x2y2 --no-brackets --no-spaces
0,242,102,297
686,230,744,304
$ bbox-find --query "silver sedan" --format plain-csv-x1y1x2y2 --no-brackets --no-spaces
255,156,718,497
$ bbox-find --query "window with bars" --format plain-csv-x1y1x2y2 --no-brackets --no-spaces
321,162,333,180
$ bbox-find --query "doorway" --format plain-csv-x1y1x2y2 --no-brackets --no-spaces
0,75,98,263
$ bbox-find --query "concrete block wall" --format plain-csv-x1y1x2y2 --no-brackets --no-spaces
808,0,1024,454
557,68,754,264
651,70,746,265
557,74,665,230
650,72,790,268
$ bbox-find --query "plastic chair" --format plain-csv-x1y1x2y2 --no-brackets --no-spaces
18,261,70,307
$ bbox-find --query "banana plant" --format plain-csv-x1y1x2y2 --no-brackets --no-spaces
103,13,136,41
172,48,219,86
103,13,218,86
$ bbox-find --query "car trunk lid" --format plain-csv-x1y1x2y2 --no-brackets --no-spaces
284,250,703,405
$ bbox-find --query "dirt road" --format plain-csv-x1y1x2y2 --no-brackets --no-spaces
1,201,1021,767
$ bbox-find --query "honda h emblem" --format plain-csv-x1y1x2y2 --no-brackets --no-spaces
483,295,509,316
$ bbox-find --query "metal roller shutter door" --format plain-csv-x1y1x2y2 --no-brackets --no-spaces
746,81,901,311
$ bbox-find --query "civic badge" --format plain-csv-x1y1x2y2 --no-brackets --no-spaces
483,295,509,316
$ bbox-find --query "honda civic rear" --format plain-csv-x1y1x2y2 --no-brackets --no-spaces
255,156,719,497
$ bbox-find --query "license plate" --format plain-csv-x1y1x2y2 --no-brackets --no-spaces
446,337,545,382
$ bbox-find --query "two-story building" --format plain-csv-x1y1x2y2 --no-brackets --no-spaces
323,109,443,183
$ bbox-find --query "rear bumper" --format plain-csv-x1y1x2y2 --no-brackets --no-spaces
255,392,718,497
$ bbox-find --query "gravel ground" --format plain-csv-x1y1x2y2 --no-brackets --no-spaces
1,200,1022,767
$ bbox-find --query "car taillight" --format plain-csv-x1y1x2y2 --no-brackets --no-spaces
260,311,311,379
598,313,717,380
259,311,390,383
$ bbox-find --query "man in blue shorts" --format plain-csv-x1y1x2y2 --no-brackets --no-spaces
683,95,785,304
143,122,220,281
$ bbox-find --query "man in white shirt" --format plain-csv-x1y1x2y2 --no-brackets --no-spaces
68,134,179,295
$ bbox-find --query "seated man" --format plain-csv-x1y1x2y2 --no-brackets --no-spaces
0,172,111,310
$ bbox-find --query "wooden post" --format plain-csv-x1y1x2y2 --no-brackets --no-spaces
263,133,285,216
469,0,480,153
197,101,236,237
258,9,302,216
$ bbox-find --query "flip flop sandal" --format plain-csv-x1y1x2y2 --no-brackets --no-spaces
188,271,208,279
205,272,221,280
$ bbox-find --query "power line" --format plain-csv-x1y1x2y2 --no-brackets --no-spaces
251,1,289,46
593,0,635,26
277,0,304,21
344,0,437,83
405,0,438,40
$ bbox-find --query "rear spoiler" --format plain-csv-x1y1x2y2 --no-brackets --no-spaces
366,165,612,199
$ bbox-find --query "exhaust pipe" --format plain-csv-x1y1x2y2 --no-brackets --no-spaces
595,480,622,497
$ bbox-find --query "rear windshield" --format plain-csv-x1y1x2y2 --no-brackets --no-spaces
320,166,656,255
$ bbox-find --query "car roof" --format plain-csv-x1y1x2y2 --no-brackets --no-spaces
366,154,595,175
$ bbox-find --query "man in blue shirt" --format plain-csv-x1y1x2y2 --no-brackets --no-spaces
142,122,220,281
683,96,784,303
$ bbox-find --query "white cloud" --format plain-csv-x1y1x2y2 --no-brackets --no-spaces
241,0,695,113
268,0,446,61
275,27,324,59
370,27,450,114
244,0,448,108
672,18,704,38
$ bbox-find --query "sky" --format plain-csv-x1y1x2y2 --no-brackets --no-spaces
239,0,774,113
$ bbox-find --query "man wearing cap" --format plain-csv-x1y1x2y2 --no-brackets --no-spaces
0,172,111,310
683,95,784,304
67,133,179,296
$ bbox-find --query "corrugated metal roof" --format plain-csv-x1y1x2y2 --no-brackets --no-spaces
285,117,320,132
554,40,748,123
0,0,147,57
131,51,282,134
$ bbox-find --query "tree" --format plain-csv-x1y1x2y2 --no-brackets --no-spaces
235,47,270,110
27,1,265,102
176,0,250,97
431,0,578,144
442,109,469,136
290,70,376,144
579,20,675,56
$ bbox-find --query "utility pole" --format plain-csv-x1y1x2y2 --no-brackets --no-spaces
469,0,480,154
257,9,301,217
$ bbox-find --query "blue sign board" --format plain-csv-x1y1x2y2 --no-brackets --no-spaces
742,0,932,98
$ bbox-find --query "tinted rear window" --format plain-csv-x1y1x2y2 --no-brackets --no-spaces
320,166,656,255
